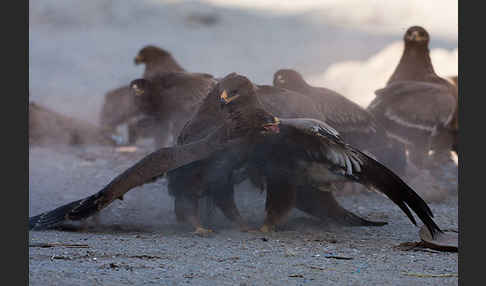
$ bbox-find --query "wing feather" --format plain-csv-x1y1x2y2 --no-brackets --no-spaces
29,131,245,230
278,117,442,237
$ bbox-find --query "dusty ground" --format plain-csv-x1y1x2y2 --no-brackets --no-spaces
29,1,458,285
29,145,458,286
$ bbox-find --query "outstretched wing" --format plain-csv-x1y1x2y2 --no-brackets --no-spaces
29,131,245,230
278,118,442,237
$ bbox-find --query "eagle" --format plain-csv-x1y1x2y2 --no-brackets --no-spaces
29,72,442,240
367,26,457,169
170,75,385,233
29,76,275,231
169,73,441,235
272,68,406,176
217,73,442,236
134,45,186,78
29,102,115,146
169,71,407,232
128,72,217,147
99,45,186,144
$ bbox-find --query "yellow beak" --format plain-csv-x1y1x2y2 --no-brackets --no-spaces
220,89,241,104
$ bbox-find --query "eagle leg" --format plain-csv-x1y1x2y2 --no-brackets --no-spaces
210,181,250,231
296,186,387,226
174,194,212,233
261,178,297,232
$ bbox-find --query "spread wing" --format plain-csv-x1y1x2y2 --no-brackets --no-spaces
277,118,442,237
29,130,245,230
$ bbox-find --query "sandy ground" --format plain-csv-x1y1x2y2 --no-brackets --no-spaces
29,145,458,286
29,1,458,285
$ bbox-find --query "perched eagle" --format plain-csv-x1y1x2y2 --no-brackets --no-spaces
367,26,457,168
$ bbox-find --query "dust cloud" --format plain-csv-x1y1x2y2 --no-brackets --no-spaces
29,0,457,230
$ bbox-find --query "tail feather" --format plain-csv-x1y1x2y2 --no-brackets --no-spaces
353,147,442,238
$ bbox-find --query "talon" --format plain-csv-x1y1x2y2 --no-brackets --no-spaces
193,227,213,236
259,224,274,233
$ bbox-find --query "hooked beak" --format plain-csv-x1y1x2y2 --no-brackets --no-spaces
131,84,144,96
262,116,280,134
134,55,143,65
220,89,241,104
406,31,426,42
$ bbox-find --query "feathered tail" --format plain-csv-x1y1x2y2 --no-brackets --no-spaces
352,147,442,238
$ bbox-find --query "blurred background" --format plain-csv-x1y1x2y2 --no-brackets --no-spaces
29,0,458,124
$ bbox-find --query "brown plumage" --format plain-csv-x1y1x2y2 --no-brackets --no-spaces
99,45,186,140
134,45,186,78
172,75,383,231
128,72,217,146
367,26,457,168
28,136,248,231
170,73,439,235
99,86,140,130
29,102,115,146
217,78,442,237
168,73,276,233
29,73,442,238
272,69,406,175
29,73,278,233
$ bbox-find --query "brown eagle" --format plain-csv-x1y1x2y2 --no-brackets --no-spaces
169,70,406,232
367,26,457,168
217,74,441,236
99,45,186,144
168,73,440,235
170,75,384,232
29,73,442,240
128,72,217,147
29,76,275,231
272,68,406,175
29,102,115,146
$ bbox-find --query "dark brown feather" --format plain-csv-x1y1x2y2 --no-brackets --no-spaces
272,69,405,174
29,126,248,230
99,45,186,134
128,72,217,146
260,118,442,237
367,26,458,167
134,45,186,78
